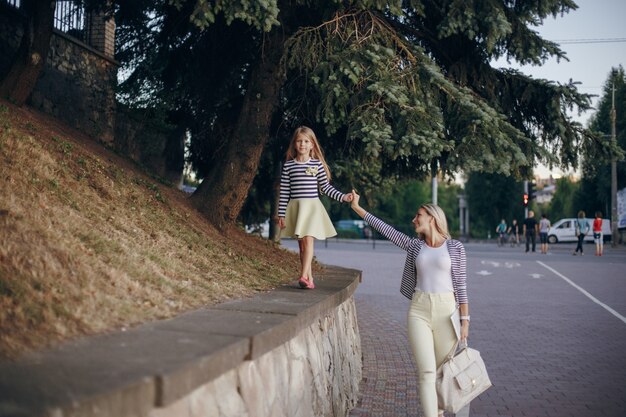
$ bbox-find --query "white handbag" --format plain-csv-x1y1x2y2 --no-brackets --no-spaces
436,341,492,413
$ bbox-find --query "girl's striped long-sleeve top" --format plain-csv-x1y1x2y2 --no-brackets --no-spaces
364,212,468,305
278,159,345,217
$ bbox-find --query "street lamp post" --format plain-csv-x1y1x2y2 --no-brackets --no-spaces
611,80,618,247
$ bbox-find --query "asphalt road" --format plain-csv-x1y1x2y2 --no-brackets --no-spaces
282,238,626,417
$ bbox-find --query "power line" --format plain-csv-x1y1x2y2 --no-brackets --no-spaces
549,37,626,44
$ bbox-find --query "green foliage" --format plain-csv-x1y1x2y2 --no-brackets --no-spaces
281,4,592,187
549,177,580,220
437,181,462,236
328,179,462,237
437,0,512,53
286,12,500,174
178,0,280,31
371,180,431,236
576,66,626,216
113,0,597,226
465,172,525,239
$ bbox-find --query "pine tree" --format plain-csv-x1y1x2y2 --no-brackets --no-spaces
113,0,599,229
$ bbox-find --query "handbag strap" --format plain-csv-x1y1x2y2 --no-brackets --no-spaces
444,339,469,362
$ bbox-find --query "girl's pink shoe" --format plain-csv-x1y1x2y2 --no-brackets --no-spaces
298,277,315,289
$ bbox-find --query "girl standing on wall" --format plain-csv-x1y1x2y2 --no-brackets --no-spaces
277,126,353,289
350,190,470,417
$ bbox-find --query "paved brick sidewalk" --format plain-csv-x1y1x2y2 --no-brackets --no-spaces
349,294,422,417
303,240,626,417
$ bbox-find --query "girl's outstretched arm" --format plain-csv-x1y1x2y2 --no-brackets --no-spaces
350,190,411,251
317,162,346,202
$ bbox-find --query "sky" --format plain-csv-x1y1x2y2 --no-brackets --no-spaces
492,0,626,178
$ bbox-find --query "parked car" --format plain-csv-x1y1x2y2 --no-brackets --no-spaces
334,219,370,239
547,218,612,244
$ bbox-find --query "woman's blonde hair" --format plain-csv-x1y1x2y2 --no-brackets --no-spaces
419,203,451,240
577,210,586,219
286,126,332,181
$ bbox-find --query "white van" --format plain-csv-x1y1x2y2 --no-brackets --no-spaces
547,218,612,244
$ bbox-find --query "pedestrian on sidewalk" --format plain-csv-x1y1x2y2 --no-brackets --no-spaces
349,190,469,417
573,210,590,256
277,126,353,289
507,219,520,247
593,211,604,256
523,210,538,253
539,214,551,254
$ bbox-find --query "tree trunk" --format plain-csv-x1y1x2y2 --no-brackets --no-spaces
0,0,56,105
190,31,286,230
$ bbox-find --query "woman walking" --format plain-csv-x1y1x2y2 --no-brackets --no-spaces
350,190,468,417
573,210,589,256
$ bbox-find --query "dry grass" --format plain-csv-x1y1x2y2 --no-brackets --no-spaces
0,100,304,359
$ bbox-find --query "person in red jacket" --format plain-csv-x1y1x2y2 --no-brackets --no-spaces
593,211,604,256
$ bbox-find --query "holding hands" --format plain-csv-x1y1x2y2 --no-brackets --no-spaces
350,189,360,207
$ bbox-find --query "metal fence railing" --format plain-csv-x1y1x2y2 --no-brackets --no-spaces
3,0,93,47
54,1,92,44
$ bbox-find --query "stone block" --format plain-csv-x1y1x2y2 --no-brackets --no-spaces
0,266,362,417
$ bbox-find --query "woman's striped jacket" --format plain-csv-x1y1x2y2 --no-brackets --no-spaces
364,212,468,305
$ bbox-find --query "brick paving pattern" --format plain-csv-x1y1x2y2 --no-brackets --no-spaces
300,240,626,417
349,294,422,417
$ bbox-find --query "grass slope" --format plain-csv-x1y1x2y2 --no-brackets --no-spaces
0,100,303,359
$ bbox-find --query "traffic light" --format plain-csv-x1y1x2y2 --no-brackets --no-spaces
528,182,535,201
523,193,529,207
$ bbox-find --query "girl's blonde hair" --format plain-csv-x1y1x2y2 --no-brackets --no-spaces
419,203,451,240
286,126,332,181
577,210,586,219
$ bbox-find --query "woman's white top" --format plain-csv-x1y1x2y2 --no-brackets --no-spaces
415,241,454,293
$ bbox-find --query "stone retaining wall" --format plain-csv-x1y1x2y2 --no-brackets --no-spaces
0,266,362,417
30,31,118,144
0,4,118,144
151,299,361,417
0,4,185,185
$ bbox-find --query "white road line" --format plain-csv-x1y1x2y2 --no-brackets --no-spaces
537,260,626,325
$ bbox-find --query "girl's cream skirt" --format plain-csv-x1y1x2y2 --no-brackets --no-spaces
281,198,337,240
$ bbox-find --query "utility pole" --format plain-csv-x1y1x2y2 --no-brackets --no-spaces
611,78,618,247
